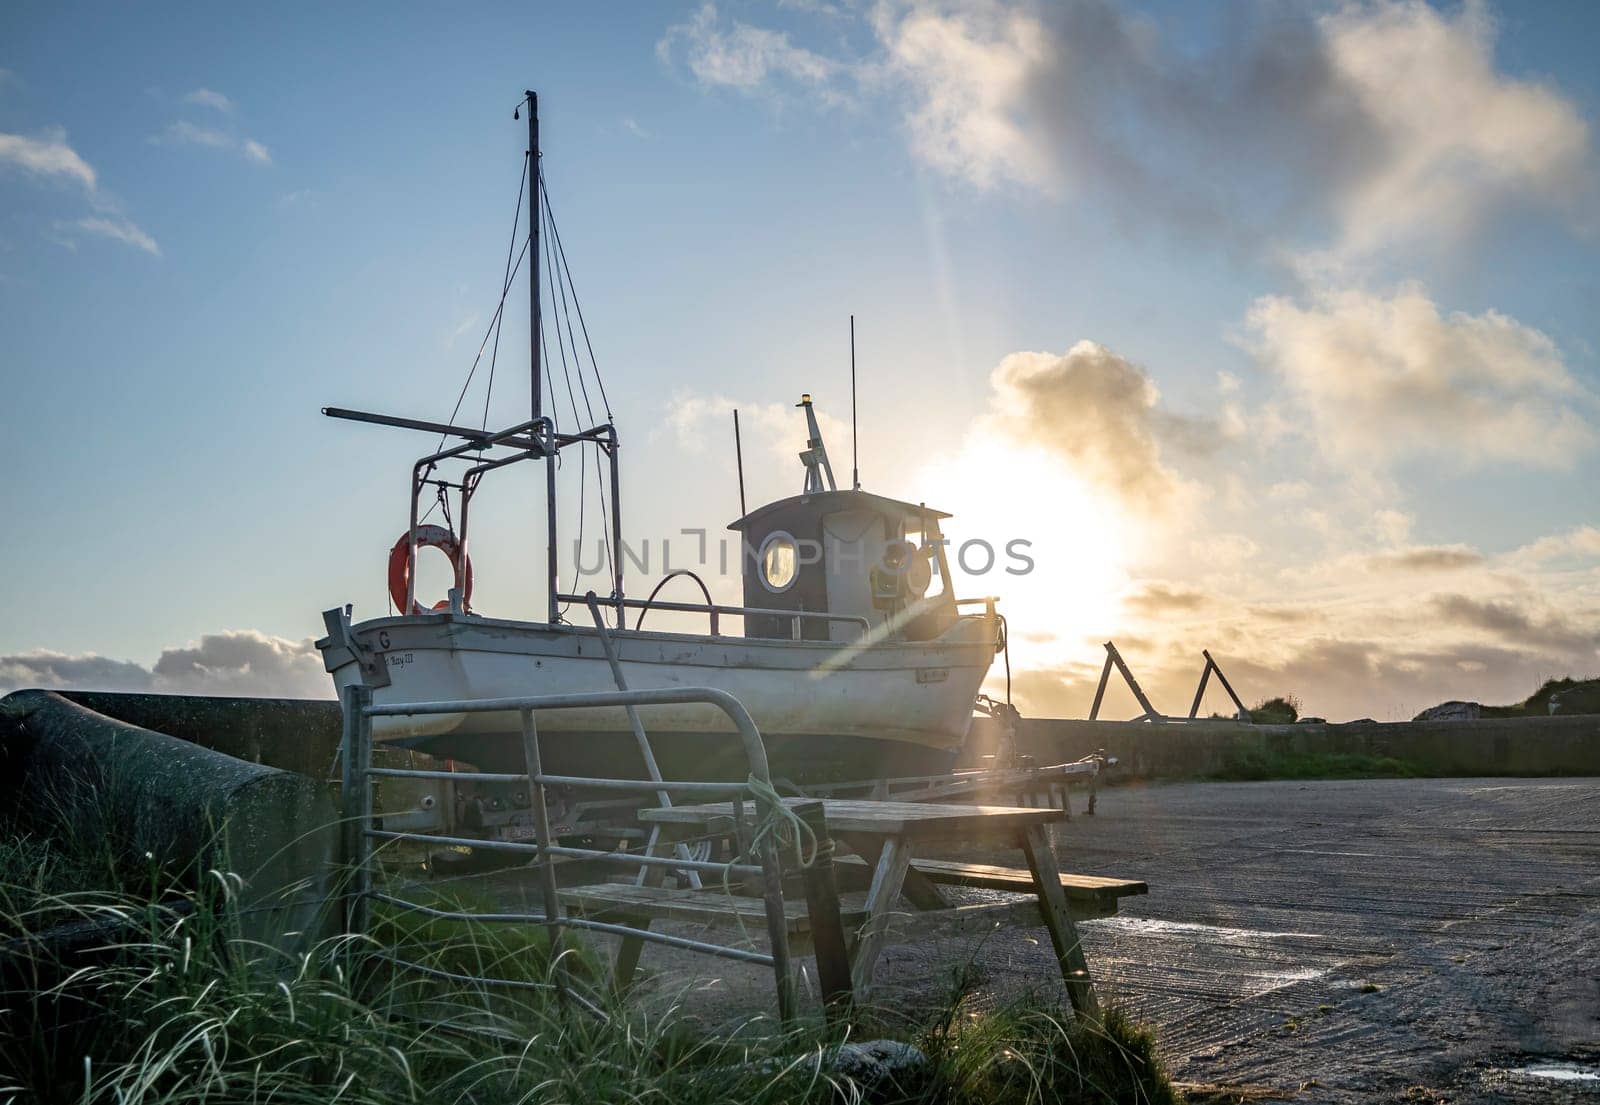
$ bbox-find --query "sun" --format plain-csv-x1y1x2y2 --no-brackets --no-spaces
915,435,1130,670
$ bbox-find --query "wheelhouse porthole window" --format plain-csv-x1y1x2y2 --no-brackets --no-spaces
759,532,799,592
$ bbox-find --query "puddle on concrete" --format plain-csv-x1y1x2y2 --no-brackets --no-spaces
1511,1063,1600,1082
1090,916,1327,942
1088,917,1335,991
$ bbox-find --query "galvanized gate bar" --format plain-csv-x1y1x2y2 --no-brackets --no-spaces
343,681,797,1022
581,592,701,890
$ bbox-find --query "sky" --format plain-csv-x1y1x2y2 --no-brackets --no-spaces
1,0,1597,721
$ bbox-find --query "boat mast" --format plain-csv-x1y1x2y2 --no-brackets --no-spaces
526,90,541,424
523,91,561,624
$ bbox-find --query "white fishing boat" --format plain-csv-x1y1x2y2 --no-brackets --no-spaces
317,93,1005,783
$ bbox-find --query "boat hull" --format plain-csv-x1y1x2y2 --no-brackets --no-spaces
323,612,998,782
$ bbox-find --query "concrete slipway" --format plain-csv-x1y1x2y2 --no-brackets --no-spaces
609,777,1600,1103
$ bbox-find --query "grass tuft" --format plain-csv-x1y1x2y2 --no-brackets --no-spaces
2,825,1180,1104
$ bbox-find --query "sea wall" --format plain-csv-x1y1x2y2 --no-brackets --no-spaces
965,713,1600,778
60,690,342,779
0,690,340,947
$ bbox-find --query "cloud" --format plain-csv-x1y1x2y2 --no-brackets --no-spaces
153,120,271,165
659,3,844,94
1245,282,1598,469
1,128,159,255
1368,545,1484,573
69,216,161,256
183,87,234,113
0,128,96,190
1125,581,1209,616
982,340,1211,512
673,0,1594,260
870,0,1058,192
0,651,155,693
1511,525,1600,564
1430,593,1598,655
0,630,330,699
663,392,849,465
1312,0,1592,261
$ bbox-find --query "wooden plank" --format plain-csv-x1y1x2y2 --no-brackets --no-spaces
640,797,1068,835
795,801,853,1019
611,825,671,991
850,834,911,997
1020,824,1100,1017
837,832,949,909
899,859,1146,900
559,883,828,931
783,897,1120,959
830,856,1141,914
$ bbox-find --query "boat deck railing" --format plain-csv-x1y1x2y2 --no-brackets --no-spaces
557,590,870,638
338,683,803,1022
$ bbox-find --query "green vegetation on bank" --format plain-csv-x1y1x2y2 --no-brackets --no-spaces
1474,676,1600,718
1207,748,1421,782
1245,696,1300,725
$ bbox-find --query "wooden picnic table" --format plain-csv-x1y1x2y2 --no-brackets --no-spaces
637,797,1102,1015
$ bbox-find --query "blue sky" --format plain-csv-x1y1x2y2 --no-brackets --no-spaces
2,1,1597,719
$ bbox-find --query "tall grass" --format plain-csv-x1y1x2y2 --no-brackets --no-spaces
2,825,1178,1105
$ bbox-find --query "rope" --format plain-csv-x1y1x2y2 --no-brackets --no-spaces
743,774,820,870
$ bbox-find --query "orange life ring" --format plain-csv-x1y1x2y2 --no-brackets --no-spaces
387,525,473,615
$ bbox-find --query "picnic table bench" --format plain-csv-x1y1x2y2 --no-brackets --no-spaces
558,797,1144,1015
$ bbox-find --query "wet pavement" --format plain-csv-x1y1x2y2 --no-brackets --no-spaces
1017,778,1600,1102
508,777,1600,1101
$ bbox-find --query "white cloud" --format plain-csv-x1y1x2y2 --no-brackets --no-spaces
1510,525,1600,564
183,87,235,113
664,392,849,464
70,216,161,256
982,340,1213,512
1245,282,1597,469
1369,508,1413,546
1313,0,1592,261
659,2,843,94
1,128,159,255
1,630,329,698
870,0,1055,192
669,0,1595,260
153,120,271,165
0,651,155,693
0,127,96,190
160,121,233,150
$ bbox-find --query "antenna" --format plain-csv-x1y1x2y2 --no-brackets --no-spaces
850,315,860,490
733,408,747,517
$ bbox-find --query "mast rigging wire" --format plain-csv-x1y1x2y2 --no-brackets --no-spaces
424,145,619,615
434,152,531,460
540,170,614,422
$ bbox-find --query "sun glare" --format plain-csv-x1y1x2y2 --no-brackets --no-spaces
916,435,1130,669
